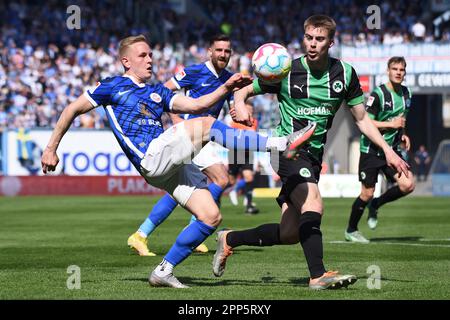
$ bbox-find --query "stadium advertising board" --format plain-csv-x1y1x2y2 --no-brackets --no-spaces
0,176,164,196
372,72,450,94
3,129,140,176
341,44,450,75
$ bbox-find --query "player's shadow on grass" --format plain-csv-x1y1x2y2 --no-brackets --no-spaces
289,275,414,286
123,276,300,287
357,275,415,283
369,236,422,242
183,277,297,287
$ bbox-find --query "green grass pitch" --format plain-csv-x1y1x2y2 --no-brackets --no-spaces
0,195,449,300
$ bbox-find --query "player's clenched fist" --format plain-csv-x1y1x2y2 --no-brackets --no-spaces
224,73,253,91
41,148,59,174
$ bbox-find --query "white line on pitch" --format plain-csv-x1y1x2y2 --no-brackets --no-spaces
328,241,450,248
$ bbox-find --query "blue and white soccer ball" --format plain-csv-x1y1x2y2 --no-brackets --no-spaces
251,43,292,83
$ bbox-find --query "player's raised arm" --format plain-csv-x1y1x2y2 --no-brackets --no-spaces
350,103,409,177
171,73,252,114
41,94,95,174
232,84,257,126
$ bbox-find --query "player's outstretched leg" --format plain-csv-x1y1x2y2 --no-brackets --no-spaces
186,118,317,158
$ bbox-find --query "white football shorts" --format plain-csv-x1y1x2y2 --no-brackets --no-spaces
192,141,227,171
140,122,208,206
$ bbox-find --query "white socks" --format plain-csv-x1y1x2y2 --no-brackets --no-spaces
154,259,174,277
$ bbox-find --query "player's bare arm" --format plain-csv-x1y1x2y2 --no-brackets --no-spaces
232,84,258,126
371,116,406,130
350,103,409,177
171,73,252,114
41,94,95,173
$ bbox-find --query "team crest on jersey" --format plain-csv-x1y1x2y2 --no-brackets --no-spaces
175,70,186,81
299,168,311,178
150,93,162,103
332,80,343,93
367,96,375,107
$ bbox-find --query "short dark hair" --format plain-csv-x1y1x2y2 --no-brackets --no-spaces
304,15,337,39
387,56,407,68
209,34,231,46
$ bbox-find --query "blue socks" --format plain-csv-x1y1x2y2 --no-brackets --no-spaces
138,194,177,236
139,183,224,237
208,182,223,204
210,120,267,151
164,220,216,266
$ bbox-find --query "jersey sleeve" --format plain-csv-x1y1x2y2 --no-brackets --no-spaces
158,84,177,112
84,79,113,107
170,65,196,90
365,91,381,119
252,79,281,94
345,67,364,106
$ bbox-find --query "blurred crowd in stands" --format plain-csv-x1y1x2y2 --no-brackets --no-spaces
1,0,449,131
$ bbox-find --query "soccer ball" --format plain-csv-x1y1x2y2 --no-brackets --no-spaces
251,43,292,83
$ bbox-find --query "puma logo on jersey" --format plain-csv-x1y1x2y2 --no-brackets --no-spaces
385,101,392,107
293,84,304,92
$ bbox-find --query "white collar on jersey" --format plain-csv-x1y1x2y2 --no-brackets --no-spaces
122,74,146,87
205,61,220,78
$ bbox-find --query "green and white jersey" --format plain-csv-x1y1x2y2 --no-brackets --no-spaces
360,83,412,156
253,55,364,161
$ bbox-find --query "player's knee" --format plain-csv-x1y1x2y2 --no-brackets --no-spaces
400,180,415,194
303,200,323,215
214,175,229,189
203,210,222,227
279,228,299,244
211,212,222,227
360,189,374,202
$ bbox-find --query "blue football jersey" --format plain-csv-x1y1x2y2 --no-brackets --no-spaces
171,61,233,119
85,76,176,170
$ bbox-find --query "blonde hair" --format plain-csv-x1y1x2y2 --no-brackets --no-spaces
118,34,149,57
304,15,337,39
